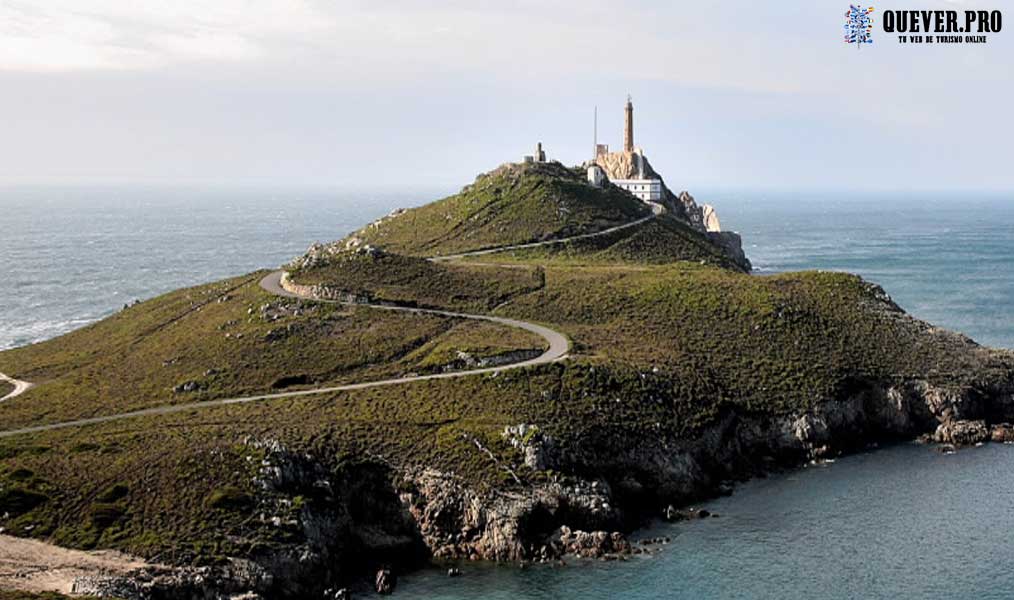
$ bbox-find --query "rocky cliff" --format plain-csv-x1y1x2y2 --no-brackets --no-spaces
592,151,750,270
75,341,1014,599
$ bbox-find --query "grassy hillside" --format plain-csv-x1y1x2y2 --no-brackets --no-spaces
2,163,1012,591
2,260,1009,566
0,273,545,429
290,251,545,312
291,253,1005,413
473,213,743,269
349,161,650,256
0,380,12,398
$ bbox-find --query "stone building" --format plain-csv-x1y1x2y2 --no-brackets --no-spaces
524,142,547,163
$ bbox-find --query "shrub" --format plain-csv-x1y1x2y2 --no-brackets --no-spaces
207,486,253,511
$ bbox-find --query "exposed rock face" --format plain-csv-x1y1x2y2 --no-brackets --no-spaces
502,424,558,470
701,204,722,233
707,231,749,270
399,468,616,562
594,150,647,180
71,560,271,600
991,423,1014,442
69,354,1014,599
933,419,990,445
552,526,632,559
287,239,385,271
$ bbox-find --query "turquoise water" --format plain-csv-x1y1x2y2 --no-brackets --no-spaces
405,443,1014,599
2,186,1013,597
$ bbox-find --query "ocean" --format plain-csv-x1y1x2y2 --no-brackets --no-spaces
1,185,1013,598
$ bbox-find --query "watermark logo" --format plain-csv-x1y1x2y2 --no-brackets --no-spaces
845,5,875,45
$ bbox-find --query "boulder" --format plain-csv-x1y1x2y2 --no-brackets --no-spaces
933,419,989,445
991,423,1014,443
375,569,396,595
552,526,631,558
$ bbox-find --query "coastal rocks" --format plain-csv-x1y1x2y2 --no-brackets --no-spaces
400,468,617,563
240,438,424,597
991,423,1014,443
502,424,558,470
551,526,631,559
375,568,396,595
707,231,750,270
71,559,272,600
932,419,990,446
675,191,751,271
700,204,722,233
664,505,713,521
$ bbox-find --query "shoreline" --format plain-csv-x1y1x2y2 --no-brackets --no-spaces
1,435,1006,598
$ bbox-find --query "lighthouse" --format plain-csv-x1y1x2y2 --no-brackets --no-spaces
588,96,662,203
623,95,634,153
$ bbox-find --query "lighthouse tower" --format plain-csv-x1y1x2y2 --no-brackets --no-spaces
623,95,634,152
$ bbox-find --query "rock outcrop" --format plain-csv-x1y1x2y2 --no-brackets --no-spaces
591,151,751,270
932,419,990,445
701,204,722,233
52,349,1014,599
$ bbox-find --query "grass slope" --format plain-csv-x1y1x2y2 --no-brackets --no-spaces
290,252,545,312
351,161,650,256
4,257,1008,563
472,213,743,269
0,273,545,429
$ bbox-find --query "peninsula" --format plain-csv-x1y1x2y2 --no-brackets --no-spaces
1,101,1013,599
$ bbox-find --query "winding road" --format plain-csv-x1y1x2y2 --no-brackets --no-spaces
0,200,663,439
0,373,33,403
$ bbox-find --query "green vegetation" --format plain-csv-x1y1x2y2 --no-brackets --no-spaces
2,256,1007,562
352,161,650,256
0,380,12,398
481,213,743,270
206,486,254,510
0,273,545,429
291,252,545,312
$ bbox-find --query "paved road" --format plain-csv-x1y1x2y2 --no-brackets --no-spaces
0,277,570,439
0,199,663,438
0,373,33,403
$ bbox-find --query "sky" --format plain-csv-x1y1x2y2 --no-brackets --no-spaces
0,0,1011,191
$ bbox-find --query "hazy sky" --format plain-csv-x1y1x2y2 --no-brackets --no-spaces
1,1,1011,191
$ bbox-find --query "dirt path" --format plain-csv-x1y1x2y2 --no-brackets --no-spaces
0,534,151,595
